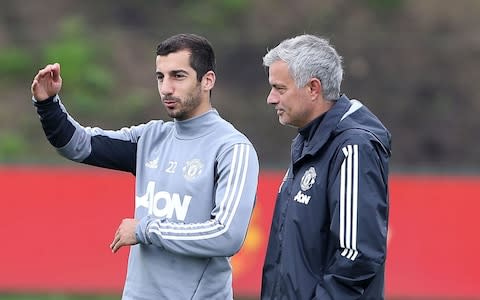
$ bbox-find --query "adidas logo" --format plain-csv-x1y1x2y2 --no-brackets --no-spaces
145,158,159,169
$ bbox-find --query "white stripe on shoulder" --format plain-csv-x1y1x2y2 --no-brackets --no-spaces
149,144,251,240
339,144,360,261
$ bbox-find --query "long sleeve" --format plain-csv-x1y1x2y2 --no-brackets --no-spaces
33,95,140,174
316,141,388,299
136,143,259,257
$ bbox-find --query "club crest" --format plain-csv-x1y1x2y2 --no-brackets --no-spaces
183,159,204,181
300,167,316,191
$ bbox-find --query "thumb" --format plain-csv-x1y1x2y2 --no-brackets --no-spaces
51,63,61,81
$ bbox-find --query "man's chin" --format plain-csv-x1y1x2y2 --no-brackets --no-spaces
279,118,296,128
166,110,178,119
168,111,188,120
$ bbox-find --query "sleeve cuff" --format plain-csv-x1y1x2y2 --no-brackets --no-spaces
136,215,157,245
32,94,58,105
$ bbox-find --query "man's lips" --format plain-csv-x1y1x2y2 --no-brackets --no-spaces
163,98,178,109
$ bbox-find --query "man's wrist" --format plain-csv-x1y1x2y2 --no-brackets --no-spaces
32,95,56,105
136,215,155,245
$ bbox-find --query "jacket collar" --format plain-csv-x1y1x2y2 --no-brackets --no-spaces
293,95,351,162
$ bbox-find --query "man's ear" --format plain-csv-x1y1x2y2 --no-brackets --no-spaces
307,78,322,100
202,71,216,92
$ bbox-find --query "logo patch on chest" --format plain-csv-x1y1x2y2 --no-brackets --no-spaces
294,190,311,205
293,167,316,205
145,157,159,169
300,167,316,191
183,159,204,181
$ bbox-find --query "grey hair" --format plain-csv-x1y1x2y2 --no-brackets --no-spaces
263,34,343,101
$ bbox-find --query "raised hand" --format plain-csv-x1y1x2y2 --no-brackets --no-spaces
31,63,63,101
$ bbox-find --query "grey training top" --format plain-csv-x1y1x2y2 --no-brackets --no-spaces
33,95,260,299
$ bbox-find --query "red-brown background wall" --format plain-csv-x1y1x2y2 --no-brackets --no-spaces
0,167,478,298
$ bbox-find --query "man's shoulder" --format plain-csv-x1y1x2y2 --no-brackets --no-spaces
214,118,253,145
333,104,391,154
333,128,379,149
133,119,175,142
142,119,174,131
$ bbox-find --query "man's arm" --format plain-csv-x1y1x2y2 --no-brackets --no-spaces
131,143,259,257
315,140,389,299
31,63,139,174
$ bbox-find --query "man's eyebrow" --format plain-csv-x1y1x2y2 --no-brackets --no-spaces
271,82,286,88
170,69,189,75
156,69,189,76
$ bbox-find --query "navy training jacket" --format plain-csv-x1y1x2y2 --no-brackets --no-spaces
261,95,392,300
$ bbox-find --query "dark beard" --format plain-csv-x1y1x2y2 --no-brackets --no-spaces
164,85,202,120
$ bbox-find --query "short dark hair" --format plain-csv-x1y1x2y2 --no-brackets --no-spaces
156,33,216,82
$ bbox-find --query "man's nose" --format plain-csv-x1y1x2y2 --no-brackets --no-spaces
266,89,278,104
160,79,174,95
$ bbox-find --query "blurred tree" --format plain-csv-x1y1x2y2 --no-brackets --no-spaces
0,48,33,82
0,131,28,161
1,0,480,172
43,16,114,115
